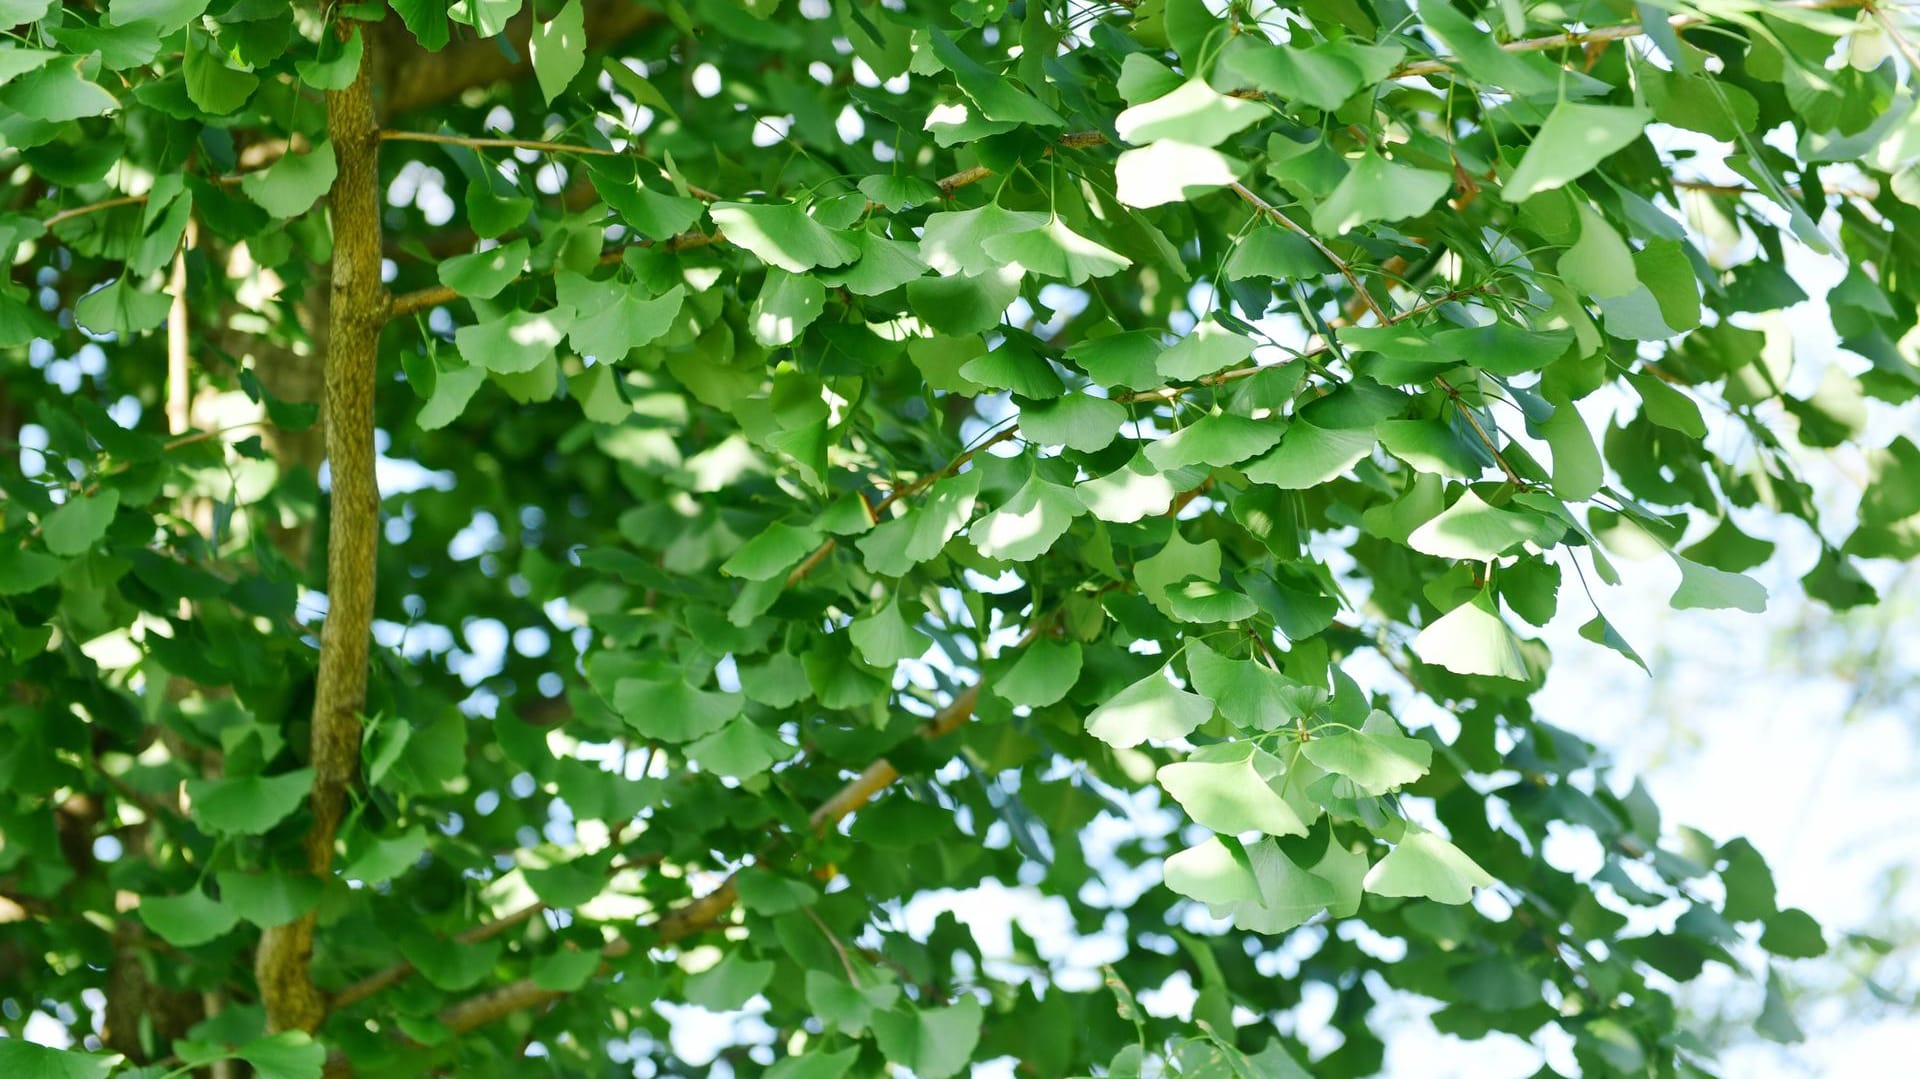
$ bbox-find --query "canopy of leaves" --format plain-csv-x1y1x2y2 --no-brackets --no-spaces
2,0,1914,1076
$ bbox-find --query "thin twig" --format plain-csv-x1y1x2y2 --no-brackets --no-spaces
1391,0,1868,78
1228,182,1389,324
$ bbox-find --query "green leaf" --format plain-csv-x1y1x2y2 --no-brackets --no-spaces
750,269,827,347
1158,323,1255,381
108,0,209,32
612,677,742,742
960,338,1065,399
1186,643,1316,732
1761,908,1826,958
1085,666,1214,749
872,996,983,1079
849,599,931,667
184,769,315,836
1411,592,1530,680
1540,395,1604,500
1433,321,1572,378
74,277,170,336
1755,967,1805,1044
971,474,1082,562
456,309,570,374
1626,371,1707,438
858,174,941,211
1077,453,1177,524
532,948,601,992
1243,420,1375,489
183,30,257,115
437,240,528,299
767,1047,860,1079
1223,227,1326,281
711,201,859,272
684,952,774,1011
687,718,795,778
1363,826,1495,904
522,851,613,908
1670,555,1768,613
391,0,452,49
139,888,239,947
400,934,501,991
921,204,1049,276
531,0,585,102
241,143,337,218
1225,39,1366,111
1312,154,1452,235
1220,834,1366,933
1157,741,1309,836
0,57,117,122
1115,78,1265,147
0,1041,116,1079
1147,413,1283,470
925,28,1062,127
570,363,629,424
417,362,486,430
1719,838,1778,923
1561,201,1638,299
295,27,363,91
0,48,59,91
907,266,1023,335
1166,579,1258,623
237,1031,325,1079
215,870,320,927
0,547,66,595
41,490,119,556
1299,716,1433,795
1406,489,1538,561
721,522,822,580
1115,141,1245,208
821,231,930,295
857,468,982,575
1020,393,1125,452
1067,331,1163,389
343,827,429,884
564,280,684,362
1504,103,1652,202
1164,836,1260,906
982,216,1131,286
994,637,1082,707
806,970,901,1035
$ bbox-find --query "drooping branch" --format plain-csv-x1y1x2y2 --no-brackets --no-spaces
254,22,392,1035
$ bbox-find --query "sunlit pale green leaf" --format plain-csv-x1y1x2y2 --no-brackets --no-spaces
1363,827,1495,904
1086,666,1214,748
1504,103,1653,202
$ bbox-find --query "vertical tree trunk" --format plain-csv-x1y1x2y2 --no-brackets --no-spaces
255,23,389,1034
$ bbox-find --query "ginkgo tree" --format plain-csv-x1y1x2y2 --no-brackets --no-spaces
2,0,1915,1076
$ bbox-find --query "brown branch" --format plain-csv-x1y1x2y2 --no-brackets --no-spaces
385,149,1006,322
378,129,724,200
1229,181,1388,323
255,21,391,1035
783,425,1022,589
330,900,547,1010
416,680,989,1048
42,195,146,228
1114,286,1482,404
376,2,664,119
1391,0,1869,78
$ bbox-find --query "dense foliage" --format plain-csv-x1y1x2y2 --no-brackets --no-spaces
3,0,1917,1075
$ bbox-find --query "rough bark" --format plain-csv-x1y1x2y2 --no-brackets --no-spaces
255,26,390,1034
